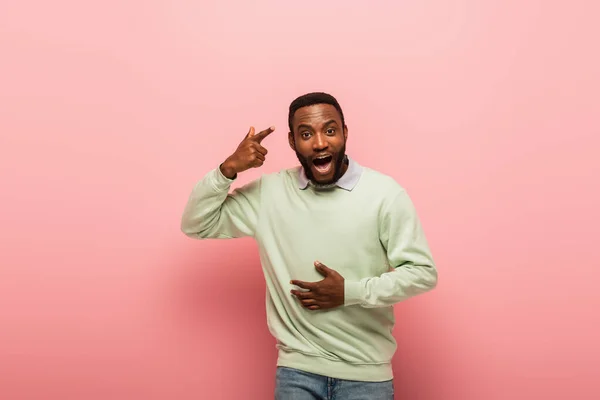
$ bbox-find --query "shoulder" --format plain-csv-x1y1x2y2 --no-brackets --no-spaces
356,166,419,217
359,166,407,197
258,166,301,186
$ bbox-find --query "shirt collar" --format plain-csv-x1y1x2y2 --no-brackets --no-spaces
297,155,363,191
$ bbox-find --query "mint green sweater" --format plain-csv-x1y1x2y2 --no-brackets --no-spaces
180,158,437,381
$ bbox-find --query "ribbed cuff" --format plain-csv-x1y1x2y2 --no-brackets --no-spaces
210,166,235,191
344,280,363,306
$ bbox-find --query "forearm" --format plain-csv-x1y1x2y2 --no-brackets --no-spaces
344,263,438,308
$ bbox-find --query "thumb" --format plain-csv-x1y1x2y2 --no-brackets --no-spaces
244,126,256,139
315,261,329,276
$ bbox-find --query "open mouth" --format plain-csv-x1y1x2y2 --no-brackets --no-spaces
312,154,333,175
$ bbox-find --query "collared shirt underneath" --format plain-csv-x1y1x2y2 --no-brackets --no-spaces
297,155,363,191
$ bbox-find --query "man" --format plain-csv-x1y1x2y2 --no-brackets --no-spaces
181,92,437,399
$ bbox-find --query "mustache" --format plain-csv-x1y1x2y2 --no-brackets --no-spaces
309,153,333,162
295,145,347,183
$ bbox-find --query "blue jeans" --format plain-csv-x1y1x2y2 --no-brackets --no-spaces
275,366,394,400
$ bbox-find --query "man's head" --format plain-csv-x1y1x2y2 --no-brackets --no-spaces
288,92,348,186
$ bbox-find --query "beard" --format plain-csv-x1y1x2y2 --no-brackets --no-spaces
295,143,347,187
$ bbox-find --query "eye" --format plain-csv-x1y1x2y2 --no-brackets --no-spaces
326,128,335,135
301,131,311,139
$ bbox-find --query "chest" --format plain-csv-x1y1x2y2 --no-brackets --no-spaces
257,189,389,280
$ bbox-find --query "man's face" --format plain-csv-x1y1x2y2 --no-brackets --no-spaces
288,103,348,185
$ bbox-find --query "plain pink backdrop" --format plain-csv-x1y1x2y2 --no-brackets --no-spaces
1,1,598,399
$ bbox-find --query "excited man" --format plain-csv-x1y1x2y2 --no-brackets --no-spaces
180,92,438,399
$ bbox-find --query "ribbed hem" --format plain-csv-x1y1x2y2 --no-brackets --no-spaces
277,349,393,382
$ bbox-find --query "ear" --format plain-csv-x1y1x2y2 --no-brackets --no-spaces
343,125,348,141
288,131,296,151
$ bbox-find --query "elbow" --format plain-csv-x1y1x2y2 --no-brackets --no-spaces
180,211,224,240
180,223,197,239
180,216,204,239
423,264,438,291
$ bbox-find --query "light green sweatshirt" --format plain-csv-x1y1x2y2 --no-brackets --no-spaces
180,157,437,382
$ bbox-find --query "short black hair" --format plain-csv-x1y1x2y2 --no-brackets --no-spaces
288,92,345,133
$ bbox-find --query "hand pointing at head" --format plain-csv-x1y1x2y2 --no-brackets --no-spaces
220,126,275,179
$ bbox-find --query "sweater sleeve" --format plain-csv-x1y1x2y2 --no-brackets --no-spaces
180,166,262,239
344,190,438,307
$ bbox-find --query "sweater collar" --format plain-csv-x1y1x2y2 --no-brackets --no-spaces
297,155,363,191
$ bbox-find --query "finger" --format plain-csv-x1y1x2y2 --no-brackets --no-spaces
253,143,268,156
244,126,256,139
291,290,313,299
315,261,329,276
291,280,316,291
308,305,320,310
302,299,317,306
252,126,275,143
254,152,265,162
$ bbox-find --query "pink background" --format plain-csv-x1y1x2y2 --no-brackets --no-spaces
1,1,598,399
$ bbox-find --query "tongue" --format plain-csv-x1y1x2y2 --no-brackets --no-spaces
314,160,332,174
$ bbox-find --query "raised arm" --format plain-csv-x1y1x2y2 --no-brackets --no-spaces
181,126,275,239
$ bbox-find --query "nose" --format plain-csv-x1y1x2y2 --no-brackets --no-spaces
312,133,328,152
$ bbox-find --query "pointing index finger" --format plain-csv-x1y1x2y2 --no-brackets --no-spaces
252,126,275,143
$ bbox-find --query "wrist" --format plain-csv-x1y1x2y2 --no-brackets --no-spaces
219,161,237,180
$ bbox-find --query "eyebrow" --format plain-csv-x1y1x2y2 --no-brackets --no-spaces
296,120,339,131
297,123,313,131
